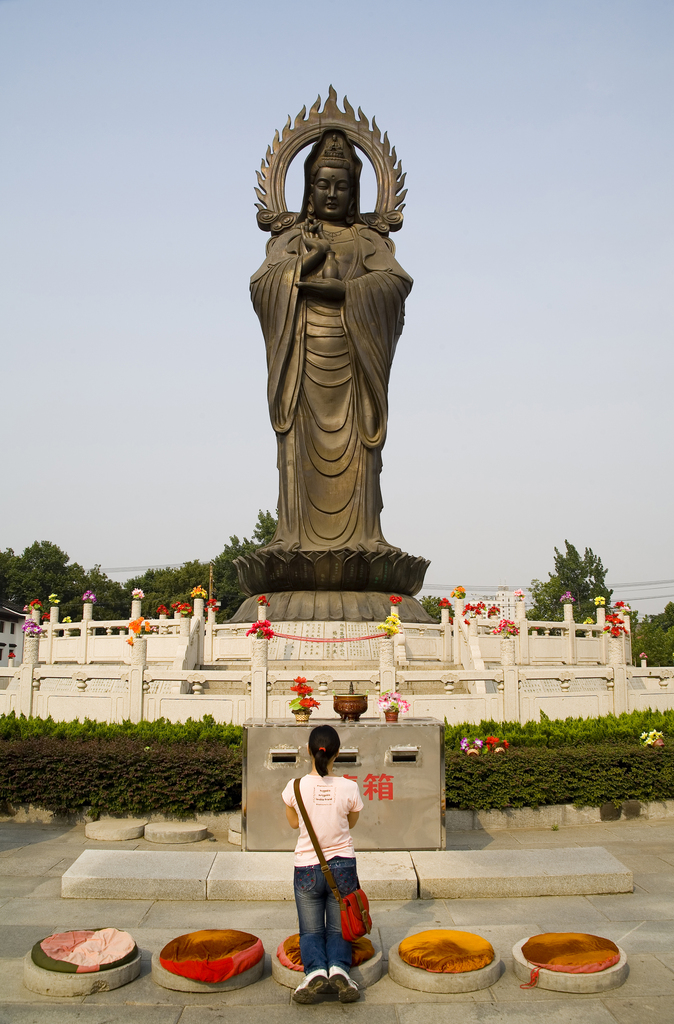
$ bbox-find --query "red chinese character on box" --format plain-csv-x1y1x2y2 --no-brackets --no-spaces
363,773,394,801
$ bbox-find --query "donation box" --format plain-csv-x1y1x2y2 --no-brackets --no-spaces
242,718,445,851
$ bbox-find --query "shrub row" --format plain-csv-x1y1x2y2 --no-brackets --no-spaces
0,712,243,746
0,738,242,816
445,744,674,810
444,708,674,750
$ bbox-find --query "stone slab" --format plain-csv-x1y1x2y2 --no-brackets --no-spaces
23,949,141,996
271,928,383,989
512,937,628,992
61,850,216,900
387,941,502,992
207,852,417,901
144,822,208,844
411,847,633,899
151,950,264,991
85,820,148,842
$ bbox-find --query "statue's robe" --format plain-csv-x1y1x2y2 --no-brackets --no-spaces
250,224,412,553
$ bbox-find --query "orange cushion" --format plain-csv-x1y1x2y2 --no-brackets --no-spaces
277,934,375,972
159,929,263,984
521,933,620,974
399,930,494,974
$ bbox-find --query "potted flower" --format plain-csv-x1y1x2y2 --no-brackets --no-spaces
513,589,525,601
594,596,606,607
257,595,270,606
389,594,403,605
487,604,500,618
640,651,647,667
191,587,207,599
156,605,169,619
22,619,46,666
603,614,627,665
82,590,97,622
460,737,483,756
126,617,157,647
178,602,192,617
560,592,575,604
484,735,510,753
131,588,144,617
377,690,410,723
289,677,320,723
492,619,519,666
450,586,466,600
641,730,665,748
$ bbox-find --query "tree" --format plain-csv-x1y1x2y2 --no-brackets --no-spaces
125,560,211,619
420,596,442,622
528,541,612,623
212,509,278,620
632,601,674,666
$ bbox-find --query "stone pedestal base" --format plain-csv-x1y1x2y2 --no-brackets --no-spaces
512,939,628,992
387,943,502,992
23,950,141,996
272,939,383,989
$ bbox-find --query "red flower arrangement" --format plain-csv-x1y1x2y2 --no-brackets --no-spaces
290,677,320,711
487,605,500,618
29,599,43,610
439,598,451,608
485,735,510,752
603,614,627,638
257,595,270,606
178,602,192,617
389,595,403,605
8,651,15,659
247,619,274,640
156,605,169,615
464,602,485,617
205,598,217,610
42,613,50,622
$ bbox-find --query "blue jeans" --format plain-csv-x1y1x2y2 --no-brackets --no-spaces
294,857,359,977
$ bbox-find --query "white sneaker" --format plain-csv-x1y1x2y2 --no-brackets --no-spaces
292,970,330,1004
329,966,360,1002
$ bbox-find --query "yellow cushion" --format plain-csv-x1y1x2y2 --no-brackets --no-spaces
521,933,620,972
399,930,494,974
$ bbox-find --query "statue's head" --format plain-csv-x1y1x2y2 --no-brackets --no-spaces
300,130,362,225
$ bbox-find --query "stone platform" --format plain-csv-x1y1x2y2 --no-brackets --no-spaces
61,847,631,901
412,848,633,899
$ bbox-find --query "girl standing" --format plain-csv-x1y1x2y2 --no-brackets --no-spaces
282,723,364,1004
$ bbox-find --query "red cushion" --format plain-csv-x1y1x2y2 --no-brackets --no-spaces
276,933,375,972
521,933,620,975
159,930,263,984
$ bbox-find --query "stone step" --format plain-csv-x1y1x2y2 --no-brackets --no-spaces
411,847,632,899
62,850,417,901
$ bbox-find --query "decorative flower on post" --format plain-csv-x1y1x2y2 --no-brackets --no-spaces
62,616,72,623
205,598,218,610
42,613,50,622
583,617,594,624
127,617,157,647
560,592,575,604
594,596,606,607
463,601,485,618
513,589,525,600
8,651,15,659
450,586,466,600
178,602,193,617
377,612,401,637
256,595,270,606
389,595,403,605
29,599,43,610
603,615,627,638
613,601,631,614
487,605,500,618
131,589,145,600
639,651,647,661
246,619,274,640
82,591,97,604
377,691,410,715
22,620,46,638
439,598,451,608
491,619,520,637
48,593,60,605
156,605,169,616
190,586,207,599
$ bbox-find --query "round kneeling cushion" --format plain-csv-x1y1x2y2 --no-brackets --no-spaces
31,929,138,974
514,933,628,992
158,930,264,985
389,931,502,993
272,933,383,990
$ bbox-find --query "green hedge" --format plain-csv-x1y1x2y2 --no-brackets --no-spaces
0,712,242,746
0,737,242,816
446,744,674,810
444,709,674,750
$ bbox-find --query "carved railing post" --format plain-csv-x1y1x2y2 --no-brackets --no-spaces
379,636,396,694
250,637,268,719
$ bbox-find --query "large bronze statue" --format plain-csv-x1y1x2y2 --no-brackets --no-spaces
233,89,430,622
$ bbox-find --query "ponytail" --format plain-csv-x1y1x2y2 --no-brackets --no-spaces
308,724,340,778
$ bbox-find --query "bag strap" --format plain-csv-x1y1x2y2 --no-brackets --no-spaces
293,778,343,906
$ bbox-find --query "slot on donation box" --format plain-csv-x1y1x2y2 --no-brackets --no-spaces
386,745,420,765
334,747,359,765
269,747,299,765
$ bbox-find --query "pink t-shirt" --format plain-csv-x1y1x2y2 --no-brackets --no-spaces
282,774,364,867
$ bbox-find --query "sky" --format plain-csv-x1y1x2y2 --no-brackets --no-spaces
1,0,673,613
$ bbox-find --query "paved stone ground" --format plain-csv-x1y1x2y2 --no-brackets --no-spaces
1,817,673,1023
